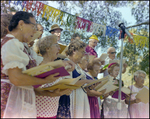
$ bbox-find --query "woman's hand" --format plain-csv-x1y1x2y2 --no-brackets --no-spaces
86,88,106,97
44,72,61,83
87,81,101,90
63,60,75,72
109,90,115,96
99,89,107,95
134,98,141,103
103,92,111,99
75,80,91,86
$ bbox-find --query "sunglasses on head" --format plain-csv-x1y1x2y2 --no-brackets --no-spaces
110,52,116,54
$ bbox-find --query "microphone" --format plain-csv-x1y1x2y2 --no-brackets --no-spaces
118,23,134,42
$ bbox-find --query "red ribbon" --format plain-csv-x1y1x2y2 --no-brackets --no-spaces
119,30,134,43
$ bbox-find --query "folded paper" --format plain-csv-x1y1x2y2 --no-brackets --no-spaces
23,60,65,76
31,31,43,41
109,59,126,64
89,55,96,63
99,53,108,61
58,43,67,54
33,67,70,88
40,75,84,90
135,87,149,104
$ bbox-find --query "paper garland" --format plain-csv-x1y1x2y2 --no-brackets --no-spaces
9,0,149,42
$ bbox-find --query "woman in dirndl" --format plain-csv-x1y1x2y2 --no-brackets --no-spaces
1,11,60,118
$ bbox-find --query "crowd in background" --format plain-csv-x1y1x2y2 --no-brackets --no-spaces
1,11,149,118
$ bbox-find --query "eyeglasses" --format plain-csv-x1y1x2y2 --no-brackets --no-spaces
139,76,146,80
23,20,38,31
110,52,117,54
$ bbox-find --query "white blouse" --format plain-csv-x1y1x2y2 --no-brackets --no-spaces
1,34,43,75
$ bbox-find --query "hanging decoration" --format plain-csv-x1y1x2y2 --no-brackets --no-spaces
67,14,76,27
25,1,33,12
105,26,120,38
9,0,148,43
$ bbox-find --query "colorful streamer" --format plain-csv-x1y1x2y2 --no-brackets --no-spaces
10,1,148,42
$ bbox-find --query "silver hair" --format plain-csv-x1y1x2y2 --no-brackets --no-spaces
134,70,146,78
37,35,57,56
107,47,115,53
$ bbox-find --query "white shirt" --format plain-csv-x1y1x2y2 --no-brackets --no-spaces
1,34,43,75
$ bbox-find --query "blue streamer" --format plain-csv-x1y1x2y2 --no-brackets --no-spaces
105,26,120,38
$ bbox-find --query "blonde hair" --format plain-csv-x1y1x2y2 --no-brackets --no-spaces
108,63,119,74
37,35,58,56
87,60,101,71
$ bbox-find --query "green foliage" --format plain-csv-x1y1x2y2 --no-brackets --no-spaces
1,1,149,77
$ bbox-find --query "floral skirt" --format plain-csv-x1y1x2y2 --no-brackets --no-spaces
56,95,71,118
1,81,11,118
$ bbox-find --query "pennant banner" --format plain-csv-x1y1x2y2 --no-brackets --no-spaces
75,17,92,32
105,26,120,38
10,1,148,41
67,14,76,27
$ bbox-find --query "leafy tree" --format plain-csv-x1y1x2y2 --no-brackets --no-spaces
1,1,149,77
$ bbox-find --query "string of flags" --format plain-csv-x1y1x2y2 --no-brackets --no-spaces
9,1,149,47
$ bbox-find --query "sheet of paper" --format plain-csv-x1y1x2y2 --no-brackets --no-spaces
99,53,108,61
121,87,131,95
61,46,68,56
58,43,67,54
96,81,118,94
40,75,84,90
89,55,96,62
83,75,110,88
41,84,81,90
109,59,126,64
31,31,42,41
23,60,65,76
135,87,149,104
95,75,114,89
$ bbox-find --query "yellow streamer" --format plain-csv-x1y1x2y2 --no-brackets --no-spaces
132,34,148,48
42,5,48,18
53,9,61,22
59,12,64,25
23,7,25,11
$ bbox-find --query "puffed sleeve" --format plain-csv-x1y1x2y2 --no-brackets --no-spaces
1,38,30,75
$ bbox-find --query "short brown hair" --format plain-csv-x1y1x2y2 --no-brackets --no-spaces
37,35,58,56
1,13,13,38
108,63,119,74
87,60,101,71
65,40,87,56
